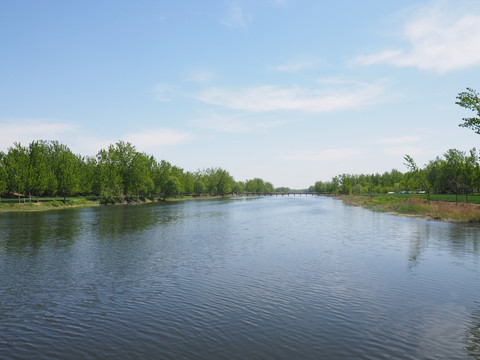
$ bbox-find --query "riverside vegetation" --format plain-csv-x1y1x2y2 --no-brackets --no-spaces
309,87,480,223
0,140,278,211
2,87,480,222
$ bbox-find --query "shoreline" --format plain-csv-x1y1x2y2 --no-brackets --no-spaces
0,194,237,213
338,195,480,223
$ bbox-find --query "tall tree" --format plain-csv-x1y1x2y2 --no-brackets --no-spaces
0,152,7,197
27,141,49,201
404,155,431,201
443,149,466,202
164,176,182,199
54,143,79,203
456,87,480,134
4,143,29,201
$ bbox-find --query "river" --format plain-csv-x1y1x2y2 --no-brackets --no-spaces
0,196,479,359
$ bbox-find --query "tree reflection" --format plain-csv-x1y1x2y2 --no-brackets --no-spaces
408,222,480,268
0,210,80,252
465,301,480,358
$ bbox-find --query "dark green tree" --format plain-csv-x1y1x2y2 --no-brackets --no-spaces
164,176,182,199
54,143,79,203
4,143,29,201
194,180,205,195
0,152,7,197
27,141,50,201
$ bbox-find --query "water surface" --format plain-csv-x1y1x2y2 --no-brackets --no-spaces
1,196,479,359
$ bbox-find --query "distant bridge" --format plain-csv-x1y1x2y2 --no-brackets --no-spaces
240,192,328,197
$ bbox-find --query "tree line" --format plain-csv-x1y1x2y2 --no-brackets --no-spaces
310,88,480,200
0,140,276,204
309,148,480,200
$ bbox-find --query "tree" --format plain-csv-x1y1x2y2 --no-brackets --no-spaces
404,154,431,201
164,176,182,199
0,152,7,197
462,148,479,202
232,181,244,194
443,149,466,203
4,143,29,201
27,141,49,201
456,87,480,134
314,181,326,193
194,180,205,195
78,156,97,195
96,144,124,201
54,143,79,203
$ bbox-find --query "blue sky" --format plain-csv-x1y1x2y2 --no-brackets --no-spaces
1,0,480,189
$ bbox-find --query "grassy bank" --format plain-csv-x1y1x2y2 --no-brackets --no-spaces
340,195,480,223
0,194,237,212
0,198,100,212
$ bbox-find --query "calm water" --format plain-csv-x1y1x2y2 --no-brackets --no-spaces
1,196,480,359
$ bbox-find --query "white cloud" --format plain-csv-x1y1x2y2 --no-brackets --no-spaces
352,2,480,73
0,119,78,151
382,146,426,158
195,80,389,113
183,70,216,83
268,58,324,72
69,137,115,156
125,128,193,152
378,136,421,145
283,148,364,162
151,83,176,102
0,119,193,158
221,4,252,28
193,112,287,133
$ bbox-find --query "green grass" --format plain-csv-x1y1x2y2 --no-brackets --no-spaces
360,193,480,204
0,196,99,212
341,194,480,223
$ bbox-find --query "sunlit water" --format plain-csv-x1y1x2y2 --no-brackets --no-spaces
1,196,479,359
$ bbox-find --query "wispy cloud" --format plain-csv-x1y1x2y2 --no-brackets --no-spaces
221,4,252,28
378,136,421,145
283,148,364,162
125,128,193,152
0,119,193,157
382,146,426,158
0,119,78,151
268,57,324,73
193,112,287,133
183,70,216,83
352,2,480,73
151,83,176,102
194,79,389,113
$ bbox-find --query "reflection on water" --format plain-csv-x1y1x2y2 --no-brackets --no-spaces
466,302,480,358
0,210,81,252
0,197,479,359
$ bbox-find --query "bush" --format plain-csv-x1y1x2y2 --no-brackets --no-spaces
100,185,125,204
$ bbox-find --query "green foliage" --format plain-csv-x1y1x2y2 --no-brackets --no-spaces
1,139,277,205
164,176,182,198
0,152,7,195
100,184,125,204
245,178,270,193
456,87,480,134
4,142,29,195
194,180,205,195
203,167,234,196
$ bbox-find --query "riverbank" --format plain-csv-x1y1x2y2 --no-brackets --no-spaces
0,199,100,212
339,195,480,223
0,194,237,213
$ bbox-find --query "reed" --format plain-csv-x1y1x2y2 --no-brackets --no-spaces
340,195,480,223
